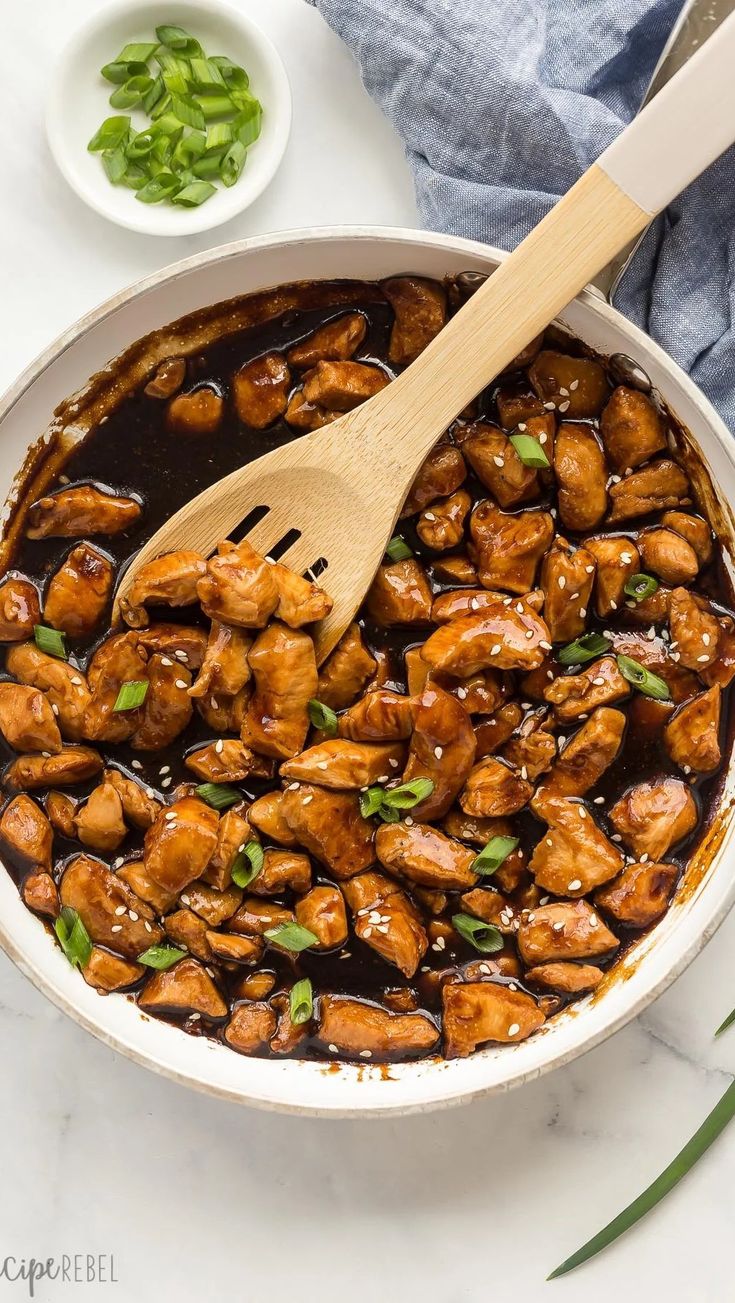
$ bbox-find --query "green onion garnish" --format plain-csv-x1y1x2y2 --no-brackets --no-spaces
221,140,247,187
265,923,318,953
231,842,264,889
616,654,671,701
624,572,660,602
171,181,217,207
138,944,187,970
307,699,339,736
101,59,151,85
155,25,203,56
190,57,228,91
451,913,504,954
102,145,129,184
558,632,611,666
471,835,519,876
113,680,149,712
170,93,206,131
715,1005,735,1037
136,173,181,204
233,102,262,147
119,42,160,64
109,75,154,109
195,783,242,810
33,624,67,660
289,978,314,1025
385,535,413,562
359,786,387,820
127,131,156,159
54,906,92,969
359,778,434,822
195,93,236,120
87,115,131,152
508,431,550,468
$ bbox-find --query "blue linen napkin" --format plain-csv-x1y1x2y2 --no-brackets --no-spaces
306,0,735,430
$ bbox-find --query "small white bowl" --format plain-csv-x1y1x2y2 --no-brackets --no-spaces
46,0,292,236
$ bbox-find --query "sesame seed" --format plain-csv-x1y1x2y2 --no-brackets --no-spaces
559,387,569,397
539,896,550,905
175,679,187,689
265,556,276,565
546,838,553,847
552,921,564,932
544,401,556,411
570,380,579,390
51,704,59,715
287,782,299,791
146,788,156,799
317,760,328,770
479,963,491,975
41,751,50,758
703,633,711,646
70,674,82,685
364,927,373,938
493,456,505,467
620,552,633,564
328,1044,339,1053
610,600,618,610
611,833,623,842
111,924,123,933
359,1049,372,1058
457,687,468,700
558,575,566,590
640,853,649,863
580,608,587,618
697,654,710,663
302,795,313,805
114,905,126,916
578,807,587,819
159,765,170,775
539,640,552,651
683,764,691,775
491,644,501,655
518,423,527,431
516,603,525,615
404,816,414,826
434,745,443,759
129,911,139,922
389,758,399,767
593,676,606,686
507,1023,521,1036
527,913,536,923
589,915,599,929
558,400,570,412
164,811,176,821
585,564,594,574
113,857,124,869
144,921,153,933
567,879,582,891
525,629,534,639
424,512,436,521
594,796,605,805
570,592,579,601
175,650,188,662
520,765,528,780
131,760,143,770
470,597,480,610
539,432,547,444
160,656,173,667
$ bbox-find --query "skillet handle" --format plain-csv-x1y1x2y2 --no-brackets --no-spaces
597,7,735,215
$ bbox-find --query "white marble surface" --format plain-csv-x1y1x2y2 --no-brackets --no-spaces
2,1,735,1299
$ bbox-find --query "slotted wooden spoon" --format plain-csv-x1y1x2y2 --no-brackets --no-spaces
114,14,735,662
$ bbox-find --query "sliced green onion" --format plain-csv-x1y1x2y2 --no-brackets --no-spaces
548,1079,735,1279
385,535,413,561
290,977,314,1025
33,624,67,660
624,572,660,602
715,1005,735,1037
151,134,174,165
382,778,434,810
171,181,217,207
142,73,166,115
138,944,186,970
232,102,263,147
118,42,159,64
471,835,519,877
160,56,191,96
126,130,156,159
155,25,203,56
558,631,611,666
101,59,150,84
150,91,173,120
194,92,235,120
359,786,386,820
136,173,181,204
109,74,154,109
189,57,227,90
307,699,338,736
231,842,264,889
172,131,206,168
120,168,147,190
616,654,670,701
102,146,128,184
509,432,550,468
211,56,250,89
87,115,131,152
113,680,149,712
195,782,241,810
54,906,92,969
265,922,318,953
146,111,184,138
192,153,226,180
452,913,504,954
221,140,247,187
205,121,233,153
170,93,206,130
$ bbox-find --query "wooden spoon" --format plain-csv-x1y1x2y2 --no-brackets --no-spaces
114,14,735,661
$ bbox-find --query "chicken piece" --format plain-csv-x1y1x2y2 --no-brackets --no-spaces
197,539,278,628
609,629,698,703
60,854,162,958
639,529,699,586
42,543,113,641
25,486,141,539
416,489,472,551
135,622,208,670
204,806,251,890
470,502,555,594
144,796,219,893
661,511,713,566
131,654,193,752
529,792,624,895
117,860,178,915
166,386,223,435
6,642,91,740
6,745,102,792
184,739,267,783
248,849,311,898
144,356,186,399
317,994,439,1059
181,880,243,926
0,578,40,641
664,685,721,773
525,962,604,994
375,821,476,889
608,459,691,523
240,622,317,759
281,739,406,789
400,444,467,517
365,558,433,626
460,756,532,817
207,931,264,964
82,948,143,992
288,312,367,367
702,618,735,690
400,685,476,819
544,656,630,722
431,554,478,586
458,423,539,507
22,871,59,918
529,350,608,418
227,897,295,937
83,632,149,744
609,776,697,861
503,726,557,781
103,770,160,830
271,563,333,628
668,587,721,671
442,983,545,1057
343,870,428,976
595,861,679,927
283,392,340,431
518,900,618,964
495,384,546,428
280,784,375,878
447,669,507,716
236,971,277,1001
473,703,524,759
247,790,299,846
120,551,206,629
295,885,348,949
232,353,290,428
540,539,596,643
45,790,77,838
554,424,608,531
382,276,447,365
542,708,625,797
0,683,62,754
270,993,311,1055
460,887,518,934
189,622,251,700
586,536,640,618
430,589,501,624
164,908,214,963
0,794,52,868
338,690,413,744
139,957,227,1019
194,687,250,736
74,781,127,853
421,601,550,676
316,623,376,711
600,385,667,471
224,1002,277,1053
302,360,388,411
